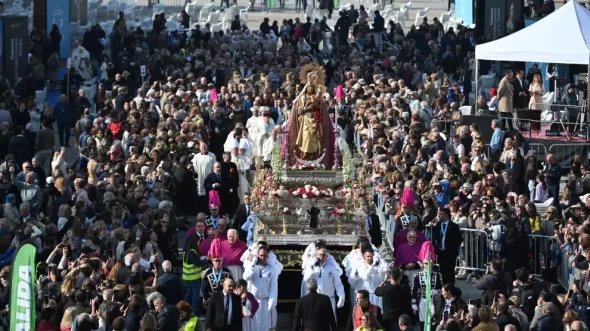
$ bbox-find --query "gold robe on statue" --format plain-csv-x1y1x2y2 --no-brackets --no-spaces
295,93,323,157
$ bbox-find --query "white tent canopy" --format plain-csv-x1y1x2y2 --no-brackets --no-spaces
475,0,590,65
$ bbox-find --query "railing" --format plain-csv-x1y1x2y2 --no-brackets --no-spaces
373,189,560,278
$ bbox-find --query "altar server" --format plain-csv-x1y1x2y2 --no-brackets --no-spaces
243,245,279,331
241,238,283,276
235,279,259,331
347,247,389,310
302,247,346,316
342,237,382,301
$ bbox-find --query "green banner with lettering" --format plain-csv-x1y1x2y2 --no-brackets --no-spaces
10,244,37,331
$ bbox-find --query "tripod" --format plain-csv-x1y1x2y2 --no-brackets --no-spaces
539,109,570,140
573,103,588,135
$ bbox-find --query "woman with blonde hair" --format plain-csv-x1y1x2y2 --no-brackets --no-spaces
60,307,78,331
529,74,545,130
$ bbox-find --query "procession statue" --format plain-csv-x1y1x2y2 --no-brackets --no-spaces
282,63,335,169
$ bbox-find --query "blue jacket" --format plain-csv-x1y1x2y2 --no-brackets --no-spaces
491,128,504,153
54,102,74,124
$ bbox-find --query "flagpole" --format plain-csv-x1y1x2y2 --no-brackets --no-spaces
423,252,433,331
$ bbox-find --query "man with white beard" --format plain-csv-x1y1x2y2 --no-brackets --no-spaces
192,142,216,199
262,127,283,167
246,107,261,145
302,247,346,317
255,108,275,152
243,246,278,331
347,247,388,310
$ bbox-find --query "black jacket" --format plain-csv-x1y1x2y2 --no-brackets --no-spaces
372,14,385,32
474,271,512,305
374,282,413,322
512,77,527,110
496,312,521,331
432,221,463,256
157,272,184,306
292,291,337,331
157,305,180,331
433,294,466,324
206,291,243,331
172,165,197,215
233,203,251,242
9,135,31,166
510,155,527,195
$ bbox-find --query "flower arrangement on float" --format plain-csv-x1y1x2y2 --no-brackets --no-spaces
290,164,326,170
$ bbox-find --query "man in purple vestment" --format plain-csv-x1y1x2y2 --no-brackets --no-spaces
395,230,422,268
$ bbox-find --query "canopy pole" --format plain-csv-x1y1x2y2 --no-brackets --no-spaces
475,58,479,101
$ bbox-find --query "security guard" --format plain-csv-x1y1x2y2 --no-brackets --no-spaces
183,234,205,315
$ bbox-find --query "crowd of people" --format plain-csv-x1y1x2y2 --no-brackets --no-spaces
0,1,588,331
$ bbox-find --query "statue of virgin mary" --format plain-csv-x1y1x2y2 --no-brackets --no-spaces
281,64,335,169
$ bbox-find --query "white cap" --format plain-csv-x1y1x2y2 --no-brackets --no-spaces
232,139,240,149
46,176,55,184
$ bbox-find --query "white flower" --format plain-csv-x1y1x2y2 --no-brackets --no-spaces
283,207,290,213
292,191,299,196
302,194,308,199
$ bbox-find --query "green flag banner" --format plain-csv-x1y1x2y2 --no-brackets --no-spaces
10,244,37,331
423,253,432,331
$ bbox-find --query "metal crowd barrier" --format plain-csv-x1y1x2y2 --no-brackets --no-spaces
548,143,590,169
375,193,395,254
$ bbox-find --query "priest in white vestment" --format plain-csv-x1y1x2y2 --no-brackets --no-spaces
192,142,216,197
223,123,244,153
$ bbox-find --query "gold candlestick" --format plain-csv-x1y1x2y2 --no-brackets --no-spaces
282,215,288,234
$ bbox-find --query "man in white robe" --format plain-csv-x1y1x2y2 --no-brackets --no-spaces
262,127,282,165
236,139,252,202
347,247,388,310
241,238,284,277
342,238,382,303
302,247,345,317
192,142,216,197
246,107,261,146
255,108,275,153
241,128,258,158
243,246,278,331
223,123,244,153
